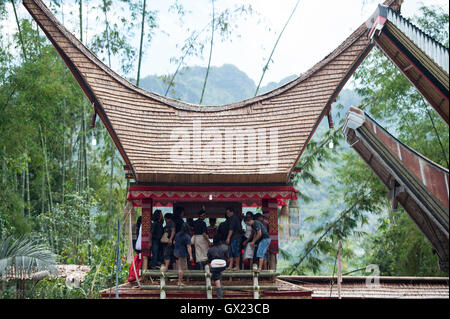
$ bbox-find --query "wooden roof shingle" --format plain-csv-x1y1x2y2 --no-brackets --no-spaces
23,0,402,185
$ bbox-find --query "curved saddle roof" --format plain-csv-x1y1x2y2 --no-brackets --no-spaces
366,4,449,125
343,106,449,270
23,0,401,185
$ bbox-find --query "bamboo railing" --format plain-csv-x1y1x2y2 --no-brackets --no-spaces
141,265,279,299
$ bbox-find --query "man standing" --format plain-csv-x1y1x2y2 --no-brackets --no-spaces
217,213,229,244
244,215,271,272
225,207,243,271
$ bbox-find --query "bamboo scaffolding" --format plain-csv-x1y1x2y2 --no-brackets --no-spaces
140,285,279,291
142,270,278,278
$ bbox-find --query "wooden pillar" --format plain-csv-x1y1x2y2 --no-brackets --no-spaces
141,199,153,271
262,198,278,271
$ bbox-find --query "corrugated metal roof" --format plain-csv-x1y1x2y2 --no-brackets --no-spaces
381,5,449,74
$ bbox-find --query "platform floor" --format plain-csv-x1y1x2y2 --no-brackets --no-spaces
100,278,312,299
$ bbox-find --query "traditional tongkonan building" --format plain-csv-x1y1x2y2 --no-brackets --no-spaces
23,0,448,299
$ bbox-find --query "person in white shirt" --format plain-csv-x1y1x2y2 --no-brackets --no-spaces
242,211,255,269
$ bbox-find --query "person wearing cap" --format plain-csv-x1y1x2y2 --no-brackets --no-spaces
208,236,229,299
193,209,212,270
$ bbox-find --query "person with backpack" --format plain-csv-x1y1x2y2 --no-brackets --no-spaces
208,236,229,299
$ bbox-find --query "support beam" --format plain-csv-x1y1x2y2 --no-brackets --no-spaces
141,199,153,271
262,198,278,271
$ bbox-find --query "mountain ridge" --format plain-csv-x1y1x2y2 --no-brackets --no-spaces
139,63,299,106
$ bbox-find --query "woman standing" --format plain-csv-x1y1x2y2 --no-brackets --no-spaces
150,210,164,269
173,222,194,286
193,210,212,270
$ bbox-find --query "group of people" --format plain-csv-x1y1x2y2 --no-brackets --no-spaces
133,206,271,298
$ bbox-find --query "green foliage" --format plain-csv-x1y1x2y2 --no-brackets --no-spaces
81,240,129,298
0,0,447,301
363,210,446,277
37,192,93,264
0,236,57,280
281,4,449,277
31,277,87,299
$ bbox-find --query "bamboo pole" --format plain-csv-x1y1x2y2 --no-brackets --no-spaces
199,0,215,105
255,0,301,96
136,0,147,87
21,170,25,216
62,98,66,204
40,127,53,212
11,0,27,60
79,0,83,42
160,266,166,299
143,270,278,278
140,285,279,291
253,264,259,299
102,0,112,68
26,161,30,216
205,265,212,299
337,240,342,300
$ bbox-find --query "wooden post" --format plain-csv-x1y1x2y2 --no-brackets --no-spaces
262,198,278,271
252,264,259,299
337,240,342,300
205,265,212,299
160,266,166,299
141,199,153,271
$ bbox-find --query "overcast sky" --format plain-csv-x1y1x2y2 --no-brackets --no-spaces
2,0,449,86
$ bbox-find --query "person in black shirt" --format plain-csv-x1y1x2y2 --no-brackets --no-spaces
217,213,229,244
193,210,212,270
173,206,185,234
163,213,176,269
244,215,271,271
208,236,229,299
255,213,270,270
150,210,164,269
225,207,243,271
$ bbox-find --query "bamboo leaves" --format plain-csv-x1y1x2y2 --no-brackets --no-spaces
0,236,57,281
